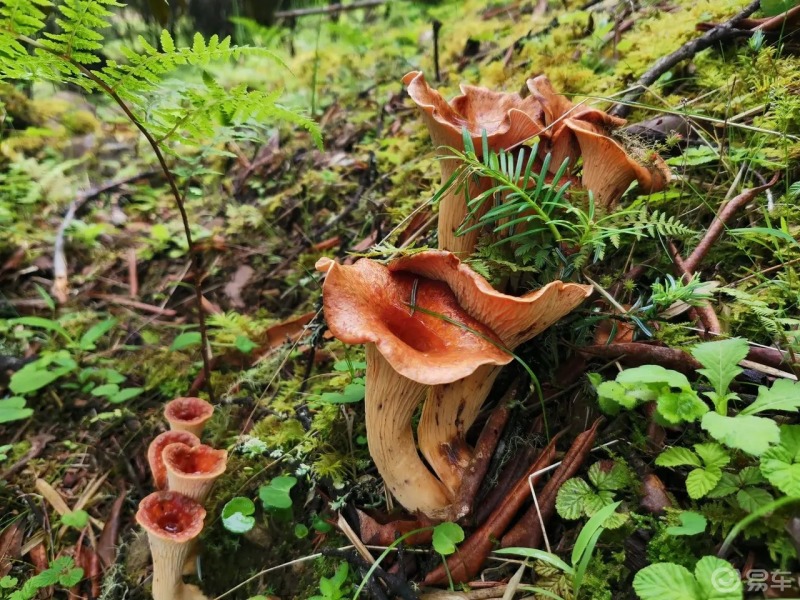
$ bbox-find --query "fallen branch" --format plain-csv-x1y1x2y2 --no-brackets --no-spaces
580,342,702,373
667,241,722,336
609,0,761,118
682,173,780,274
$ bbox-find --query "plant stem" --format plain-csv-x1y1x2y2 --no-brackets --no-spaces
19,35,215,402
718,495,800,558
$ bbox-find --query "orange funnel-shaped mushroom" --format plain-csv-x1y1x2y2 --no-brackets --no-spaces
164,397,214,437
317,252,591,520
136,491,208,600
403,71,546,256
387,252,591,516
163,443,227,504
148,431,201,490
526,76,670,208
565,118,671,209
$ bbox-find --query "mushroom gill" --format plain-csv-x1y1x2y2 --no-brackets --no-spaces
317,252,591,520
403,71,546,256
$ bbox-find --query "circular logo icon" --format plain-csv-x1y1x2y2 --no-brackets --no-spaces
711,566,741,594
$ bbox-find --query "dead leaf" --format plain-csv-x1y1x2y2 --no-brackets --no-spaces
0,522,23,577
224,265,254,309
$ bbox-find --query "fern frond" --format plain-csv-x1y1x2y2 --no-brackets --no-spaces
41,0,121,64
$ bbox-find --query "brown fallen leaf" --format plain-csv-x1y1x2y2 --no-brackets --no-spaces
356,509,433,547
0,522,23,577
97,489,125,568
224,264,255,309
640,473,672,515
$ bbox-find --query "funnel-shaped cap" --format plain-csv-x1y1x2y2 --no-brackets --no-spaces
164,397,214,437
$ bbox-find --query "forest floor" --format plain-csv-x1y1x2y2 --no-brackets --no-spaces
1,0,800,599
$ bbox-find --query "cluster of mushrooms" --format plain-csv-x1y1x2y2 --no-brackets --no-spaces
316,72,670,522
137,397,226,600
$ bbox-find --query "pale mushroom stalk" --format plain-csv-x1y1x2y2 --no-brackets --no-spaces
136,491,207,600
164,397,214,437
364,345,452,517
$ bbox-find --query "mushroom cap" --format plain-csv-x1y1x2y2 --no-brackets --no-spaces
316,256,511,385
162,443,227,480
387,251,593,349
164,398,214,434
565,118,671,208
135,491,206,543
403,71,546,153
148,431,201,490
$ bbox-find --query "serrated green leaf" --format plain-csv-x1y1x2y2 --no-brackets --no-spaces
62,509,89,529
686,467,722,499
737,466,766,487
707,473,739,498
432,521,464,555
588,461,630,491
633,562,699,600
666,511,707,536
694,443,730,470
742,379,800,416
694,556,742,599
657,389,708,424
617,364,692,389
656,447,701,468
556,477,594,519
760,425,800,496
691,338,748,412
736,487,773,512
701,412,780,456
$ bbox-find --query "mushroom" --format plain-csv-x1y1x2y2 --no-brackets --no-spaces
162,443,227,504
387,251,592,516
317,251,591,519
164,397,214,437
403,71,546,256
148,431,201,490
527,76,670,208
136,491,208,600
563,118,671,209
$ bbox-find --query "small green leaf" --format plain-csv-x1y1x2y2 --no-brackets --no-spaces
171,331,202,351
494,547,574,575
319,383,365,404
259,476,297,510
432,521,464,555
109,387,143,404
0,397,33,424
633,562,699,600
79,318,117,350
556,477,593,519
742,379,800,416
294,523,309,538
91,383,119,397
736,487,773,512
686,467,722,499
656,447,701,468
9,316,72,341
694,556,742,599
588,461,630,491
666,511,707,536
617,364,692,389
694,443,730,470
62,509,89,529
234,335,258,354
707,473,739,498
760,425,800,496
761,0,800,17
222,497,256,534
701,412,780,456
9,364,65,395
656,389,708,424
691,338,748,412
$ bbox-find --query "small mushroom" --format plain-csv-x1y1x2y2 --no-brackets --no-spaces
162,443,227,504
164,397,214,437
403,71,546,256
148,431,201,490
317,251,591,520
136,491,207,600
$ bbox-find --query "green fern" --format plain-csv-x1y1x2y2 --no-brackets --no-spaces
40,0,121,64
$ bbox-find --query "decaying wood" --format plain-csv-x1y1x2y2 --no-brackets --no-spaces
501,418,602,548
424,432,564,585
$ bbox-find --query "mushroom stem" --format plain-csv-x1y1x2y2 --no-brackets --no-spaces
364,344,453,517
417,364,501,496
437,156,493,257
